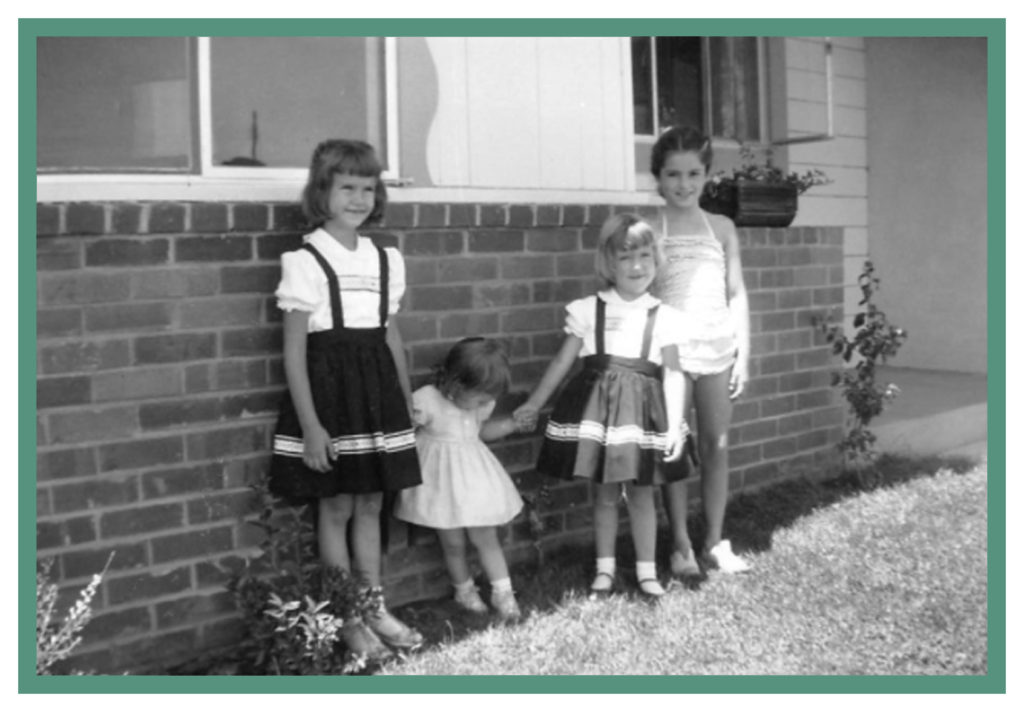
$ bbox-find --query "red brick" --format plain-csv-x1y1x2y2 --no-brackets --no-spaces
221,327,282,357
500,254,555,279
779,370,815,393
743,376,778,398
105,565,193,606
232,204,269,232
38,307,83,338
742,268,759,289
214,360,269,390
131,268,220,299
438,311,500,339
556,253,595,277
403,231,464,256
139,398,220,430
506,205,533,227
219,391,279,420
135,333,217,365
759,311,796,333
192,203,229,233
141,463,224,499
194,555,248,588
588,205,611,226
61,542,149,579
39,339,132,375
734,419,778,444
502,306,558,333
438,256,499,282
407,285,474,311
52,475,140,514
268,203,305,232
409,341,452,372
37,446,97,481
793,266,829,287
530,331,564,359
100,503,184,538
88,606,153,640
761,394,797,417
811,407,845,428
37,516,97,550
777,247,813,266
37,204,61,236
184,423,270,461
38,273,131,306
758,353,795,376
187,491,255,525
532,279,589,304
762,436,797,459
778,412,814,436
468,230,524,253
65,203,106,234
741,461,781,488
743,247,778,268
36,376,91,409
797,348,831,370
413,203,444,228
110,204,142,234
778,329,812,352
92,367,182,403
176,235,252,262
48,406,139,445
536,204,561,226
37,240,82,271
98,436,184,473
156,591,235,629
749,332,776,357
220,264,279,293
473,283,531,309
732,400,760,424
797,389,833,410
748,291,777,311
395,313,438,342
563,205,586,227
84,303,174,333
480,204,508,227
151,526,235,564
179,297,262,329
85,239,169,267
149,203,186,234
255,232,304,261
527,228,578,252
797,429,830,450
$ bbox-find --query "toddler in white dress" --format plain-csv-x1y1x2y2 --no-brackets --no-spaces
395,338,531,620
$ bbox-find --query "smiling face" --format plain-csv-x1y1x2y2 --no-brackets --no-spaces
611,245,657,300
657,150,709,211
325,172,378,232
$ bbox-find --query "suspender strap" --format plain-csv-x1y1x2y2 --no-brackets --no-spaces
300,243,344,330
640,305,659,361
376,244,389,328
594,297,606,356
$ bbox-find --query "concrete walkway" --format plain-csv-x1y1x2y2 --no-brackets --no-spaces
870,366,988,460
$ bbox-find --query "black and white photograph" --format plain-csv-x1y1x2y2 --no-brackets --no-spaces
24,15,1002,693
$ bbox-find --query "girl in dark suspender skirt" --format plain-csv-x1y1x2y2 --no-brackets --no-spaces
269,139,422,655
514,214,692,600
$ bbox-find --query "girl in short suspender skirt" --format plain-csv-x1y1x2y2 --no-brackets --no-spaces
269,139,423,655
514,214,691,600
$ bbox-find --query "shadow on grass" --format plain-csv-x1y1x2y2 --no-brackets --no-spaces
391,452,982,660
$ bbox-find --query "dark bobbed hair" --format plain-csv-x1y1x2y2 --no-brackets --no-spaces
650,125,713,176
594,213,662,288
434,337,512,402
301,139,388,227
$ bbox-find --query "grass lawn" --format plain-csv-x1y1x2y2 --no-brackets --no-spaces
381,454,988,676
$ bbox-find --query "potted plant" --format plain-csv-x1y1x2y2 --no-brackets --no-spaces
700,145,831,227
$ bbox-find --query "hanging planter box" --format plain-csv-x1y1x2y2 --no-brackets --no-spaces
700,179,799,227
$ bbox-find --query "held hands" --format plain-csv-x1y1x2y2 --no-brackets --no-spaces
303,423,336,473
512,403,540,433
663,421,690,463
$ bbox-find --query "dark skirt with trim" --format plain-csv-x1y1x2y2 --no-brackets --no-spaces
269,327,422,499
536,355,690,486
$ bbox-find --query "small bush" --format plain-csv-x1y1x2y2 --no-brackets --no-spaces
36,556,109,675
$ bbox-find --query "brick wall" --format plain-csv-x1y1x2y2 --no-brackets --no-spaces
35,200,844,673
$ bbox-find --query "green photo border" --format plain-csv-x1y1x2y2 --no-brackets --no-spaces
19,16,1006,694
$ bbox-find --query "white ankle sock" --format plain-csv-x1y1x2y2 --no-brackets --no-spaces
636,561,657,582
490,577,512,593
596,557,616,576
453,578,476,594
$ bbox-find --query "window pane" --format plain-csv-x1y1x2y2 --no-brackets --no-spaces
631,38,654,135
37,38,193,172
210,37,386,169
709,37,761,142
655,37,703,133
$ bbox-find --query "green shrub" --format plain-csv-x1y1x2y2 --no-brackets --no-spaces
36,556,109,675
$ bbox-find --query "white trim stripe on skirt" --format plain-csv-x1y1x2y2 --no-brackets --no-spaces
274,428,417,457
544,419,667,450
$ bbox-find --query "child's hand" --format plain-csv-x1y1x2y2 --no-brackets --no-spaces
303,423,335,473
729,360,749,400
663,422,688,463
513,404,539,432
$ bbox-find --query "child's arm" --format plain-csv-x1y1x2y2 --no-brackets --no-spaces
513,334,584,429
282,310,334,472
661,344,687,463
721,219,751,399
386,319,414,409
479,416,522,443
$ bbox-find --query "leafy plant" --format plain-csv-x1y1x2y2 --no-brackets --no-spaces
36,554,111,675
518,483,551,567
224,480,387,675
705,144,832,199
814,260,907,476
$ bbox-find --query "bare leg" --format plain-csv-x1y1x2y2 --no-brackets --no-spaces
663,376,696,556
350,492,383,586
318,493,355,570
593,482,621,560
466,526,510,583
692,368,734,550
437,527,472,585
624,483,657,563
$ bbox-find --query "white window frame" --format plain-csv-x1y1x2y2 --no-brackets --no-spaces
37,37,400,203
633,36,769,144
